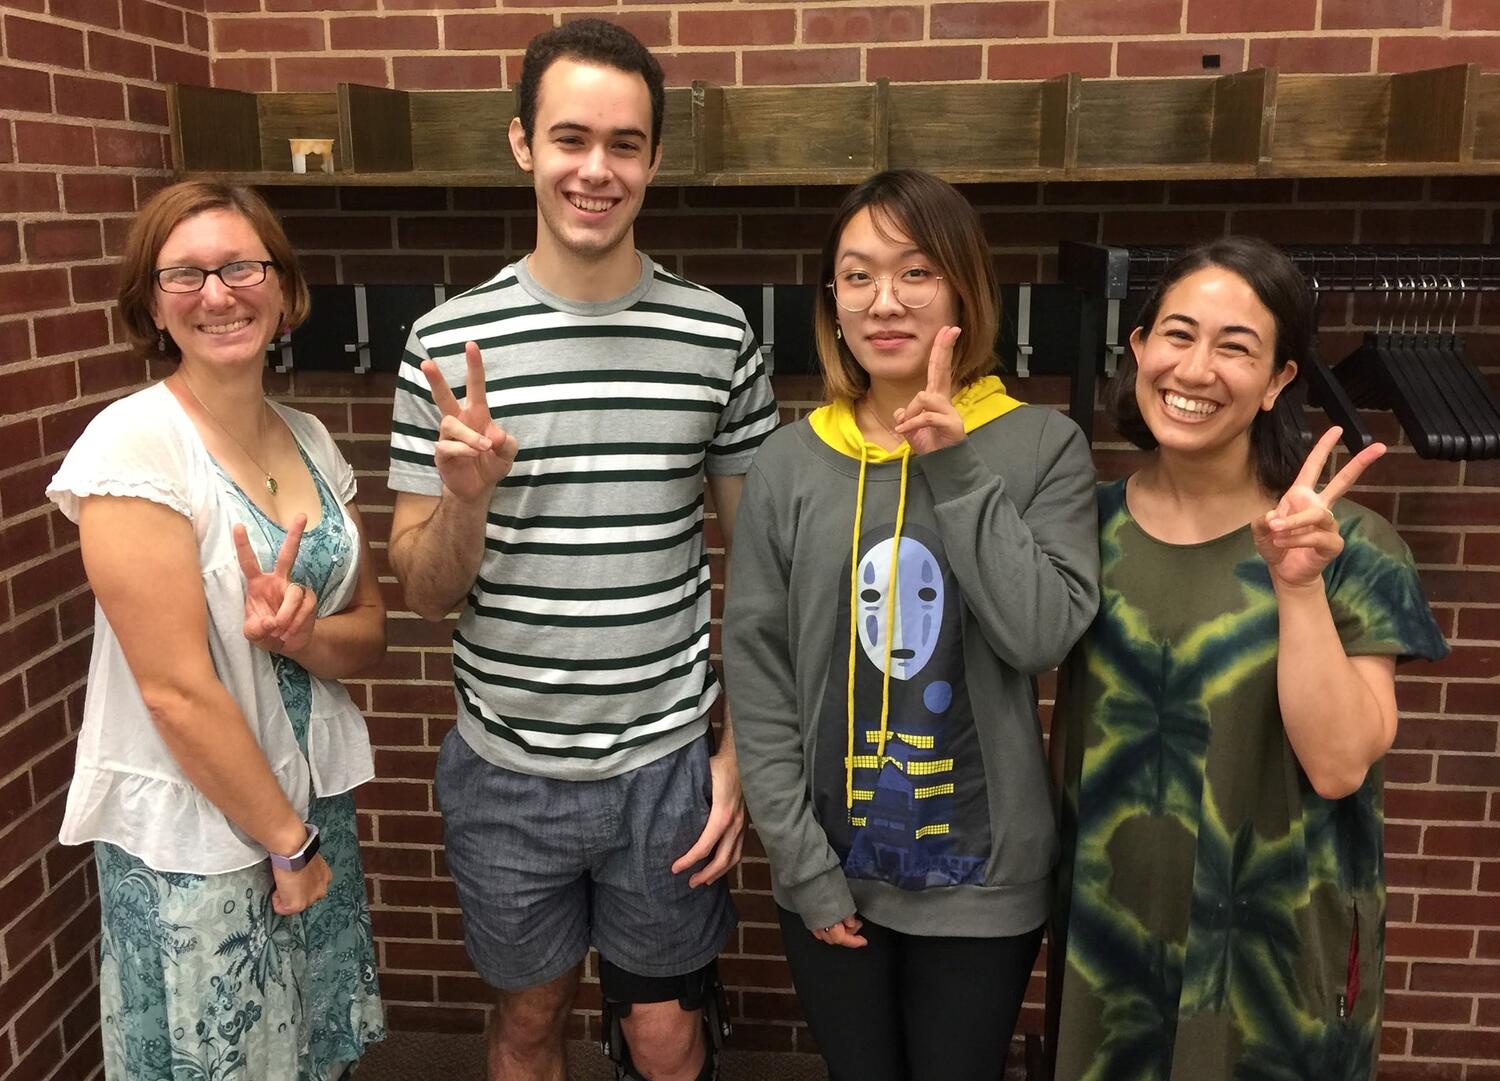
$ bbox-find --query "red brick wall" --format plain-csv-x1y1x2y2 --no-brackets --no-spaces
0,3,206,1081
3,4,1499,1081
201,0,1500,91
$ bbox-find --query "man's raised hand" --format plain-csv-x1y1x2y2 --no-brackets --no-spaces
423,341,519,504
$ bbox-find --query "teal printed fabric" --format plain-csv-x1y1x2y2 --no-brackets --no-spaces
1051,479,1447,1081
96,448,383,1081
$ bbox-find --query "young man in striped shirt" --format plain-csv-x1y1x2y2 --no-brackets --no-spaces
387,19,777,1081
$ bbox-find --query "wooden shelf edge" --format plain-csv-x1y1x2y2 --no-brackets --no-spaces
179,159,1500,190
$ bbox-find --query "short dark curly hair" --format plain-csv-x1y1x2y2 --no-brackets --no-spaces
516,19,666,157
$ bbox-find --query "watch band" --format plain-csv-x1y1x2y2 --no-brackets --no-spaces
268,823,320,872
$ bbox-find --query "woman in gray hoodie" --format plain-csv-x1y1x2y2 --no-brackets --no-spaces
725,169,1100,1081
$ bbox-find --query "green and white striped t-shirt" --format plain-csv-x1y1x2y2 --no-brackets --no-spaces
389,253,779,779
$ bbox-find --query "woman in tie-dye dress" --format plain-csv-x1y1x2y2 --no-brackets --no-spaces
1048,237,1447,1081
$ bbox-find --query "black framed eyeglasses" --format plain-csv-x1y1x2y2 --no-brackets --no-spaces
827,265,945,312
154,260,278,294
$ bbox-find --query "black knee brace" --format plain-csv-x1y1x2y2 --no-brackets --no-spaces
598,958,730,1081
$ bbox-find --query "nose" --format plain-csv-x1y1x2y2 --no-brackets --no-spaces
867,274,905,317
578,143,611,185
1174,341,1216,384
198,272,235,306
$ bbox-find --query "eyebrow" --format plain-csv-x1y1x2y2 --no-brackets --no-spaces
548,121,648,141
1161,313,1263,342
839,247,925,263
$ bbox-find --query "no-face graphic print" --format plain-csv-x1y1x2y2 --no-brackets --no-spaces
814,521,991,890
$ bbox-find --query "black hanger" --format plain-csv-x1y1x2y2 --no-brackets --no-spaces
1407,274,1472,459
1304,255,1377,456
1336,275,1447,459
1434,272,1500,459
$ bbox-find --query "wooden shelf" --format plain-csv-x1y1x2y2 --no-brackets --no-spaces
169,65,1500,189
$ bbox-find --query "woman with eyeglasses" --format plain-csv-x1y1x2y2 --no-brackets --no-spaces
724,169,1100,1080
47,181,386,1080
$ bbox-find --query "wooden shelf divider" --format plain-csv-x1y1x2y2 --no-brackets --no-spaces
1211,68,1276,168
1387,64,1479,163
339,84,412,173
169,65,1500,189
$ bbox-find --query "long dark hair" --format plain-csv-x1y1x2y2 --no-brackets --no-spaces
1107,235,1308,493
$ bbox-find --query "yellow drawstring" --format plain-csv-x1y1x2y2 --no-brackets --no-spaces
875,449,910,761
845,446,868,814
845,443,912,814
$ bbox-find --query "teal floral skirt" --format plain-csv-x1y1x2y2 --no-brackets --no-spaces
95,789,384,1081
95,452,383,1079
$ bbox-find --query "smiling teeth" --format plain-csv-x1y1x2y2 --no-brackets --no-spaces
569,195,612,212
1164,391,1219,415
201,318,250,335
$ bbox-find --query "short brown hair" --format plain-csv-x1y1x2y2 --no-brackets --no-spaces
117,181,309,361
813,169,1000,402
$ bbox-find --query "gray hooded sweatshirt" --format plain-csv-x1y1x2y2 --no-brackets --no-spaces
725,383,1100,937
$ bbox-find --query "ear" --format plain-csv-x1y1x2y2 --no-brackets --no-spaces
1127,324,1146,365
1261,359,1299,411
508,116,533,174
646,138,662,184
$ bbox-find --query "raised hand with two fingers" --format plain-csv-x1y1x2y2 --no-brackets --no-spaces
234,514,318,655
422,340,519,504
1251,426,1387,590
892,326,964,455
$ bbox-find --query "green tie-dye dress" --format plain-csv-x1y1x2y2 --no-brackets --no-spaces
1049,478,1447,1081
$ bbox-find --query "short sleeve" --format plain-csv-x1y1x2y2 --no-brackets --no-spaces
1325,502,1449,664
388,325,444,496
287,405,357,504
706,323,779,476
47,392,194,524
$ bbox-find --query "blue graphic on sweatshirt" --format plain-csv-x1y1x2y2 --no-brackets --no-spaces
814,522,991,891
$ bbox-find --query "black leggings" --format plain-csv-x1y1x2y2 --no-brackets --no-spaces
778,907,1042,1081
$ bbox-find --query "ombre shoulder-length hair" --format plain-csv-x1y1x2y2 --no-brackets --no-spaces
813,169,1000,402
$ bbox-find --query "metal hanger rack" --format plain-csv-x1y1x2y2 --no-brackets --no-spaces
1056,242,1500,457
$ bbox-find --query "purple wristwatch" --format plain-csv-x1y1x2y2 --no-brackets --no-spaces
268,823,320,871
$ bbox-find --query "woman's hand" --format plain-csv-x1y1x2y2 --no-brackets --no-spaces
1252,427,1386,590
234,514,318,655
270,853,332,916
894,326,965,455
813,913,868,949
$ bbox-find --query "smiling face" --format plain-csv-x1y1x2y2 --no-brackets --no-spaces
151,208,285,370
1130,264,1298,463
509,57,659,268
832,206,958,396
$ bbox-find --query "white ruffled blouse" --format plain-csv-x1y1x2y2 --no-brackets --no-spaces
47,381,375,874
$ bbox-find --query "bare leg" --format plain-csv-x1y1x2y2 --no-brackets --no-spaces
618,1001,705,1081
488,964,580,1081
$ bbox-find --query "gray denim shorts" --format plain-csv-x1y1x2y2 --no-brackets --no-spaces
435,727,738,992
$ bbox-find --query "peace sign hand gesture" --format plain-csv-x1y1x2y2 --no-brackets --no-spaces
422,341,519,505
893,326,964,456
234,514,319,655
1251,427,1387,590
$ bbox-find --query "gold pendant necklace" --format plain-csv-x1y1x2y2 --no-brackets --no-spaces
859,399,903,445
177,373,279,495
